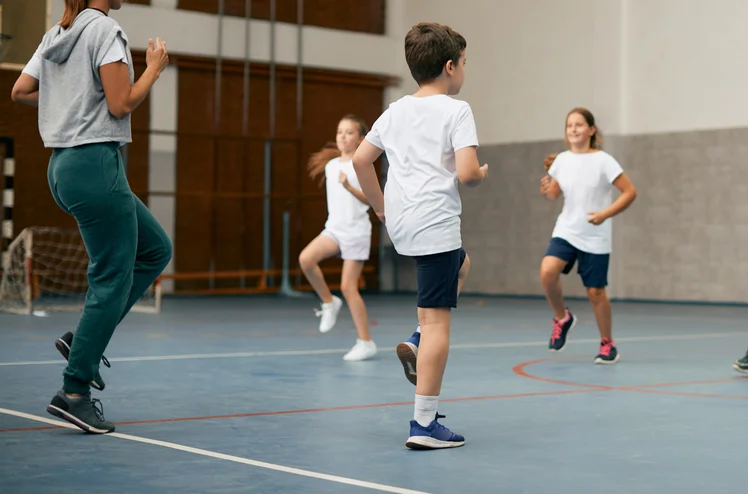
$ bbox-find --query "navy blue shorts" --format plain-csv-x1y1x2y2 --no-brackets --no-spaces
545,237,609,288
414,248,467,309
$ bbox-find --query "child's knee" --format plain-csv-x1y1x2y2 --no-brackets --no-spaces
540,265,560,285
298,250,314,271
340,277,359,299
587,287,607,304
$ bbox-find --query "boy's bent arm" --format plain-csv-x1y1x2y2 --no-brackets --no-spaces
455,146,487,187
352,140,385,220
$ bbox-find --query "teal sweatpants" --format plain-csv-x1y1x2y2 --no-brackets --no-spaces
47,142,172,394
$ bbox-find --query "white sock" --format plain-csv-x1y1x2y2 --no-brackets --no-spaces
416,325,421,333
414,394,438,427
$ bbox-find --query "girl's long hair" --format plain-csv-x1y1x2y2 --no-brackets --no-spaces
307,114,368,186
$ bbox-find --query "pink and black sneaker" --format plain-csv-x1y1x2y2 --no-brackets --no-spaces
594,339,619,364
548,308,576,352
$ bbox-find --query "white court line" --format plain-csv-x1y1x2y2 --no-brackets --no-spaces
0,331,742,367
0,407,430,494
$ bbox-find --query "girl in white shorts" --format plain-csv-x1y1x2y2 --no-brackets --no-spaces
299,115,377,361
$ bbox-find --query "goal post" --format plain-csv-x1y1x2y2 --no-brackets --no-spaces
0,227,161,315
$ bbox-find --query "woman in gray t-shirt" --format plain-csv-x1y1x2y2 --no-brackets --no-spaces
11,0,171,434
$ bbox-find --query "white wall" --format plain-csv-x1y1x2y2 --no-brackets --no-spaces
396,0,748,143
624,0,748,135
396,0,624,145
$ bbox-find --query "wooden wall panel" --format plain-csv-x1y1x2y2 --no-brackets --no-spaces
128,56,150,204
175,66,216,291
177,0,385,34
0,70,71,234
174,55,393,291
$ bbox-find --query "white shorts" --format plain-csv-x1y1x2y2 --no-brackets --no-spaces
321,229,371,261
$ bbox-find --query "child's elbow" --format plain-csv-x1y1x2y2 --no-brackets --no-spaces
628,187,637,202
457,169,482,187
10,86,23,103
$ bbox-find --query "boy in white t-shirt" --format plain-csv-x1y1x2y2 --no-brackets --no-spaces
539,108,637,364
353,22,487,450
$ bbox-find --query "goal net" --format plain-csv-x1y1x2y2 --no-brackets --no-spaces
0,227,161,315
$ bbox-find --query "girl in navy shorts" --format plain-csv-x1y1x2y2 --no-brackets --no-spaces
539,108,637,364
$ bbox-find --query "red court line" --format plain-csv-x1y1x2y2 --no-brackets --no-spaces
512,357,748,399
0,388,602,434
3,359,746,434
512,358,613,389
0,425,61,433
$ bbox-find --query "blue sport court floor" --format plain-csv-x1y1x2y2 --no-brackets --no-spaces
1,294,746,493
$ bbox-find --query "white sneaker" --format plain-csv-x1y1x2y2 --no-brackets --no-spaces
315,296,343,333
343,339,378,361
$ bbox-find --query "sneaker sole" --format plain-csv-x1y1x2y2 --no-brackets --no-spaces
732,363,748,374
46,404,114,434
548,316,577,352
396,342,418,386
319,298,343,333
594,353,620,365
405,436,465,450
342,349,378,361
55,337,104,391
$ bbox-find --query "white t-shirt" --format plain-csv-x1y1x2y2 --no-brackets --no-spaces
22,35,127,79
365,94,479,256
548,150,624,254
324,157,372,240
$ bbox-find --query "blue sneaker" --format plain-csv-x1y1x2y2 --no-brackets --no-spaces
396,329,420,386
405,413,465,450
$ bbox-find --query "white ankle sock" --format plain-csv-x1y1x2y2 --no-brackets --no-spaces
414,394,438,427
416,325,421,333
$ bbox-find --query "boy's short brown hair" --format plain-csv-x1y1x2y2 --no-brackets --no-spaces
405,22,467,85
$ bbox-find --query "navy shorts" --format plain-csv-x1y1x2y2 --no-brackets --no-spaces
545,237,609,288
414,248,467,309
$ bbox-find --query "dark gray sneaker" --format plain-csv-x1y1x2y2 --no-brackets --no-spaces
732,350,748,374
55,331,109,391
46,390,115,433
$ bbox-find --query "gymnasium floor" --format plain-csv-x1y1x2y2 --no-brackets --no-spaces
0,293,746,493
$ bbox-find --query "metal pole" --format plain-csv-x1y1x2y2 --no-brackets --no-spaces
279,211,306,297
294,0,304,288
262,0,276,287
239,0,251,288
277,0,308,299
209,0,225,290
296,0,303,132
